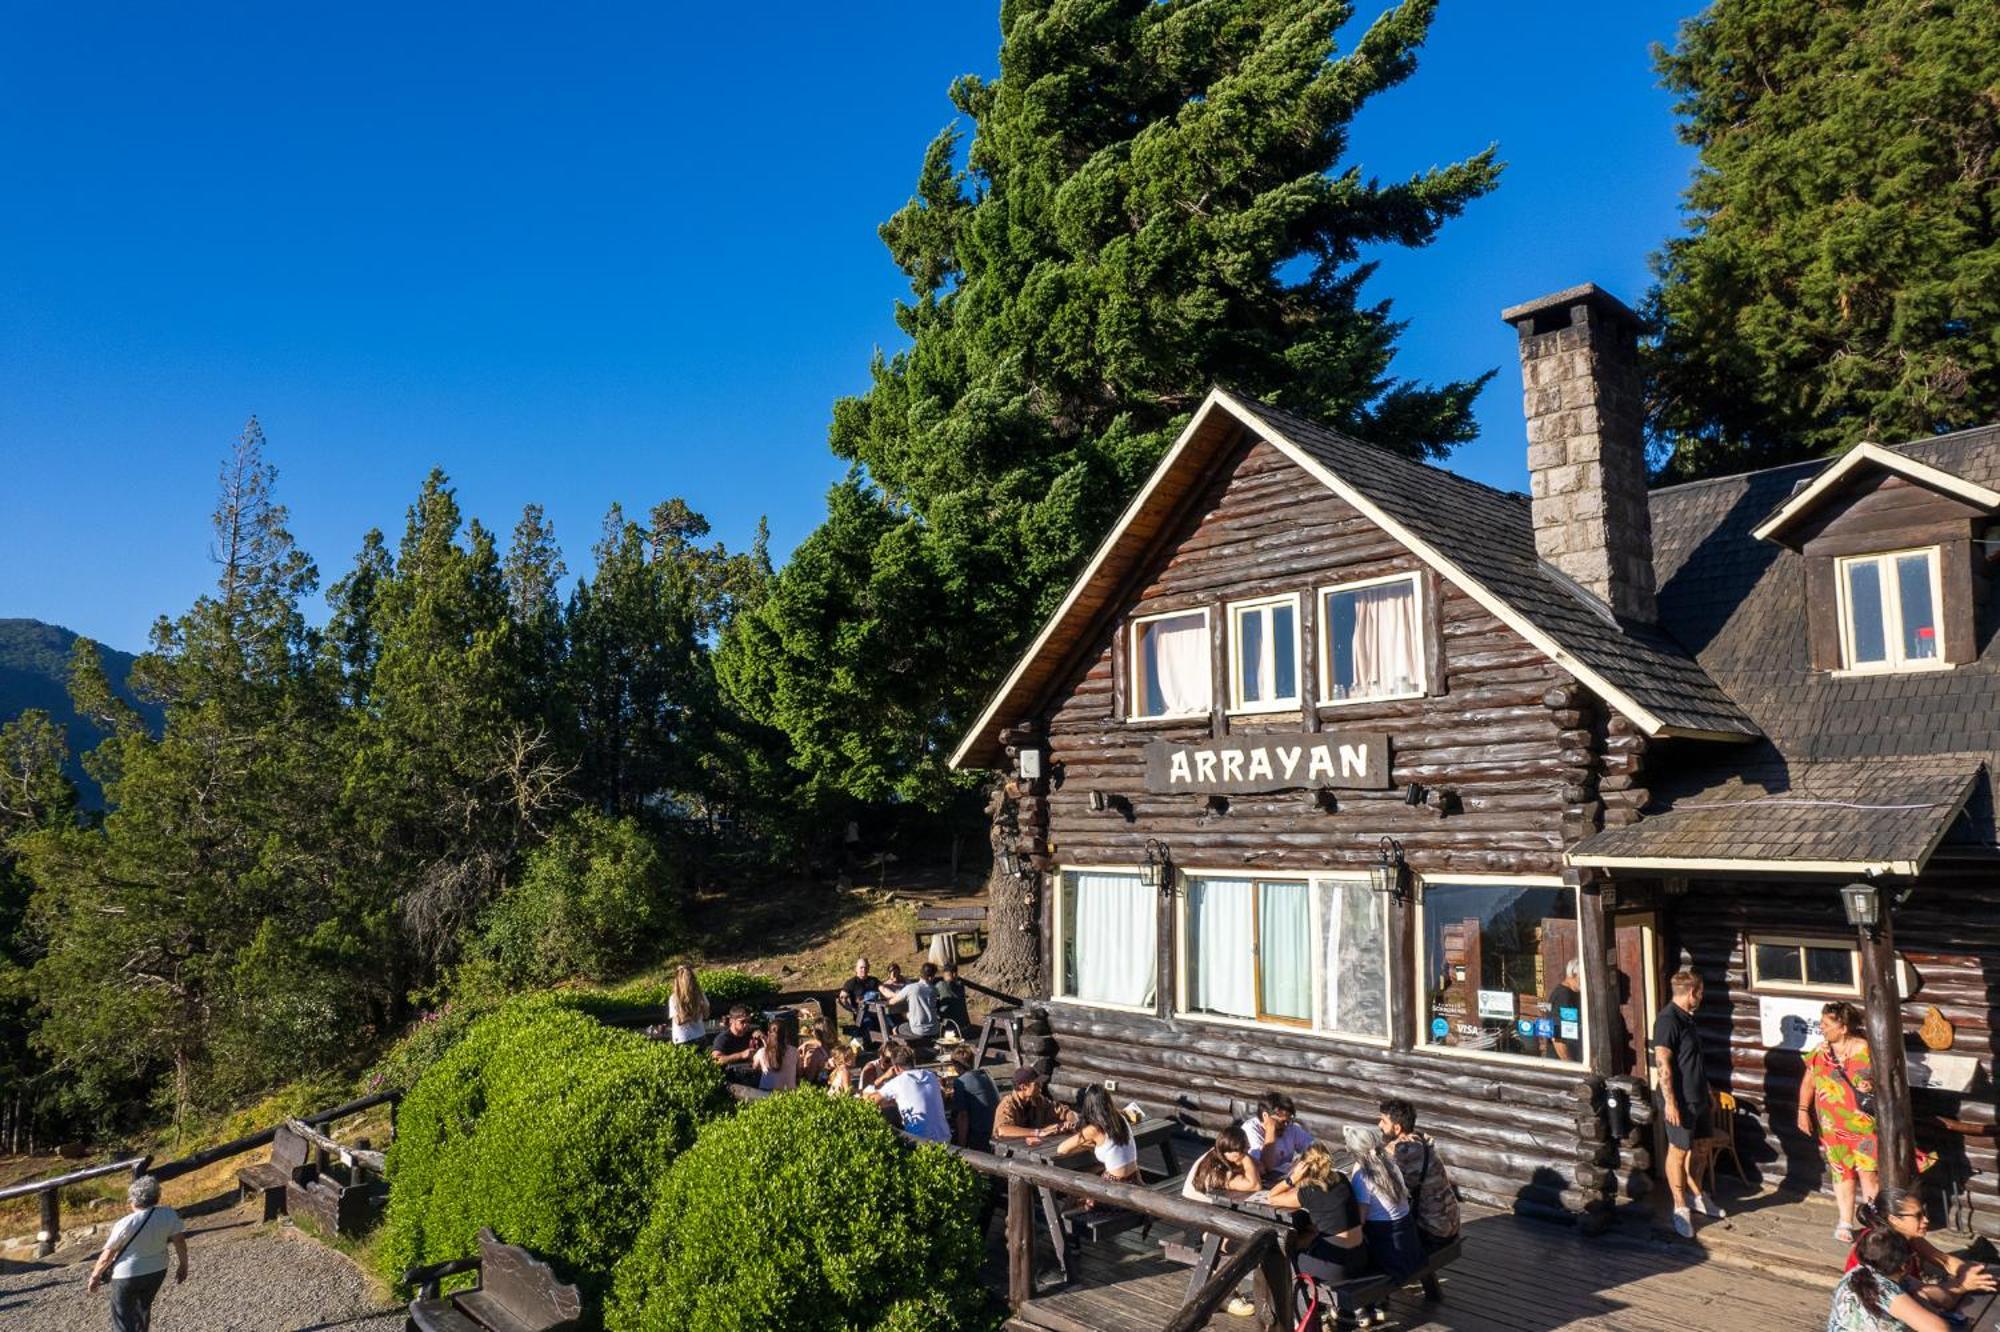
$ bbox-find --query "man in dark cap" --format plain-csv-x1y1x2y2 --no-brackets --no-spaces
991,1065,1077,1147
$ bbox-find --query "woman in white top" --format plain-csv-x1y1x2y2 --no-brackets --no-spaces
753,1016,799,1091
1055,1085,1140,1184
667,965,709,1044
88,1174,188,1332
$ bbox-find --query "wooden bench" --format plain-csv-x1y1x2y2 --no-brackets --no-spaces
404,1227,582,1332
913,904,988,959
236,1124,314,1222
1313,1236,1462,1315
282,1118,388,1239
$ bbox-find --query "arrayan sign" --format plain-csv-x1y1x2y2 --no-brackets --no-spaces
1143,733,1391,795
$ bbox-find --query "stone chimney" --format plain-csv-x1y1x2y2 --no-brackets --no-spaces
1502,283,1657,624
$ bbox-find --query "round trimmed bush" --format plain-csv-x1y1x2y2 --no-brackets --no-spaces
606,1091,988,1332
379,995,729,1306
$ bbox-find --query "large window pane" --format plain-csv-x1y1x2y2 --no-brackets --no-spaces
1135,612,1210,718
1185,878,1255,1017
1845,561,1887,664
1324,577,1422,701
1258,881,1312,1022
1896,553,1938,660
1422,882,1581,1062
1755,942,1805,984
1320,879,1388,1039
1062,871,1156,1007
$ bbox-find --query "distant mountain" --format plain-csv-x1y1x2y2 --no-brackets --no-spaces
0,619,161,808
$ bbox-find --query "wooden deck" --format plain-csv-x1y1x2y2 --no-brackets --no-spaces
998,1204,1835,1332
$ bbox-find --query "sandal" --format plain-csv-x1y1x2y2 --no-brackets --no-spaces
1835,1224,1857,1244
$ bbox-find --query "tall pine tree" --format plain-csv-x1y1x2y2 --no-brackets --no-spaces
724,0,1496,832
1645,0,2000,479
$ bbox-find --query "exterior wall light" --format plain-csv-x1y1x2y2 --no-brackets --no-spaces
1140,838,1173,892
1841,882,1883,931
1368,836,1410,902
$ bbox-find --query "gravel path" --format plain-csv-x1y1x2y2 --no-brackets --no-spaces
0,1201,404,1332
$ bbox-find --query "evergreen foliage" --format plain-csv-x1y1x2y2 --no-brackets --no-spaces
722,0,1497,809
1646,0,2000,479
605,1092,987,1332
380,997,729,1309
477,809,681,987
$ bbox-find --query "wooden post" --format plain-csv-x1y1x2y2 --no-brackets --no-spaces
1208,601,1229,738
1006,1174,1034,1307
1386,889,1416,1051
36,1188,58,1257
1858,905,1915,1192
1251,1236,1292,1332
1576,874,1618,1077
1298,589,1320,733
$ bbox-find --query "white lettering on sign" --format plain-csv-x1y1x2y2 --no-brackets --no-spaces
1141,734,1391,794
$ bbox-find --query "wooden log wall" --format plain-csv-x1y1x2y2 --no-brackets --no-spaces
1670,869,2000,1238
1019,434,1635,1222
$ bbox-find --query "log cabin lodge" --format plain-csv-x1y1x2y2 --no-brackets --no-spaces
954,284,2000,1242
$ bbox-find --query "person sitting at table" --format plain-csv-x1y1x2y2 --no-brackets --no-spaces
865,1040,951,1143
798,1022,832,1084
935,961,972,1032
1054,1085,1140,1185
1848,1188,1998,1317
1242,1090,1312,1183
992,1066,1077,1144
947,1045,1000,1151
708,1005,761,1087
753,1016,799,1091
884,962,942,1040
839,957,883,1040
879,962,909,998
667,965,709,1045
1266,1143,1372,1286
1182,1125,1261,1201
1344,1124,1425,1281
1379,1097,1461,1248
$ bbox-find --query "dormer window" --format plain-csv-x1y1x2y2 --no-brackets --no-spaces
1837,547,1944,672
1130,609,1211,719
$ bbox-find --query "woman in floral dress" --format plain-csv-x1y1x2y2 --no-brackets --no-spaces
1798,1001,1890,1243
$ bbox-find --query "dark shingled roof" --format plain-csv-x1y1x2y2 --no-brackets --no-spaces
1584,421,2000,861
1571,754,1985,873
1233,395,1758,738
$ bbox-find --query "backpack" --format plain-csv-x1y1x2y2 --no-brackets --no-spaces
1405,1136,1462,1241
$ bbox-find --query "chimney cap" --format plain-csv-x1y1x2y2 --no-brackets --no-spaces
1501,283,1640,333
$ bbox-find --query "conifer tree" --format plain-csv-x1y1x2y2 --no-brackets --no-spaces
725,0,1496,820
1645,0,2000,479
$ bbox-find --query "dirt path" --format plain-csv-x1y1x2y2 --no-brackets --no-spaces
0,1200,401,1332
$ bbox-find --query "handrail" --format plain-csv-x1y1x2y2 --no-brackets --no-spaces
961,976,1023,1009
285,1118,387,1175
0,1156,148,1204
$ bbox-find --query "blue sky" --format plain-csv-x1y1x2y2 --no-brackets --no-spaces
1,2,1699,653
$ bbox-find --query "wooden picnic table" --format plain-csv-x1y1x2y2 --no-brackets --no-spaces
990,1119,1184,1286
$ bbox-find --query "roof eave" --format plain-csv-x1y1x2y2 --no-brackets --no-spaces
1749,442,2000,545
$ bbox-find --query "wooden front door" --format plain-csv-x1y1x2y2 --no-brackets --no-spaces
1612,914,1660,1082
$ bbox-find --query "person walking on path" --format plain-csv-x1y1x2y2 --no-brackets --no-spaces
1653,968,1724,1237
87,1174,187,1332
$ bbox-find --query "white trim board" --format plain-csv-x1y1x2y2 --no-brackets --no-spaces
1750,441,2000,544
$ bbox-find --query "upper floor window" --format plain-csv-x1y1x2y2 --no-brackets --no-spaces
1131,609,1211,719
1321,573,1424,704
1838,547,1944,672
1228,594,1301,713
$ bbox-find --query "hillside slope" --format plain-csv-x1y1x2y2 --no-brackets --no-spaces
0,618,158,806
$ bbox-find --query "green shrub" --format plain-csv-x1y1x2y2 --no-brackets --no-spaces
379,995,729,1310
577,969,781,1021
605,1092,988,1332
479,811,678,987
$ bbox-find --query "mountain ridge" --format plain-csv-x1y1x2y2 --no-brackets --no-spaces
0,618,160,807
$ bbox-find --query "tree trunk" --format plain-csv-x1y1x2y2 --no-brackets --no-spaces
975,864,1042,999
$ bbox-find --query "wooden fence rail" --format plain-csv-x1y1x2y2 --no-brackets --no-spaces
1,1087,399,1257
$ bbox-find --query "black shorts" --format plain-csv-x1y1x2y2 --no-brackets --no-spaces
1665,1106,1712,1151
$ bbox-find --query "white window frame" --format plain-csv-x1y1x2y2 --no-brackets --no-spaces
1172,870,1390,1045
1127,606,1213,721
1746,934,1862,998
1834,546,1948,674
1317,571,1427,708
1226,593,1303,715
1052,864,1158,1015
1413,873,1587,1069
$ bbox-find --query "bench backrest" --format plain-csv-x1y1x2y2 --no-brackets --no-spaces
476,1228,582,1327
918,906,987,922
270,1125,312,1172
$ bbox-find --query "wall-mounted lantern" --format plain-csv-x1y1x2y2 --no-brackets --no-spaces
1841,881,1883,932
1140,838,1174,893
997,846,1022,879
1368,836,1410,903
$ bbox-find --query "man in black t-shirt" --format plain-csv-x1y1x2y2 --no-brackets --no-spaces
946,1046,999,1151
1652,968,1722,1236
1544,958,1583,1063
709,1005,761,1087
838,957,882,1041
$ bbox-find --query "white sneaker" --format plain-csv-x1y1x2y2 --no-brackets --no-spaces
1672,1208,1695,1238
1225,1295,1256,1317
1693,1193,1725,1219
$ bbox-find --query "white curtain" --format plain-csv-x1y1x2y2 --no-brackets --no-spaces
1259,881,1312,1021
1343,581,1420,698
1146,614,1210,716
1070,872,1156,1007
1320,880,1388,1038
1187,878,1255,1017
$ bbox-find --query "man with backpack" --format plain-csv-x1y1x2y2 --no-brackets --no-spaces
1378,1097,1461,1249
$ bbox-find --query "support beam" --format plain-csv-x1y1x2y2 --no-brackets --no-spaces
1857,907,1915,1193
1387,889,1415,1051
1007,1174,1034,1308
1577,876,1619,1077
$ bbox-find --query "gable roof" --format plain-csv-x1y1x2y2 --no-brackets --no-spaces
1748,440,2000,545
951,388,1757,771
